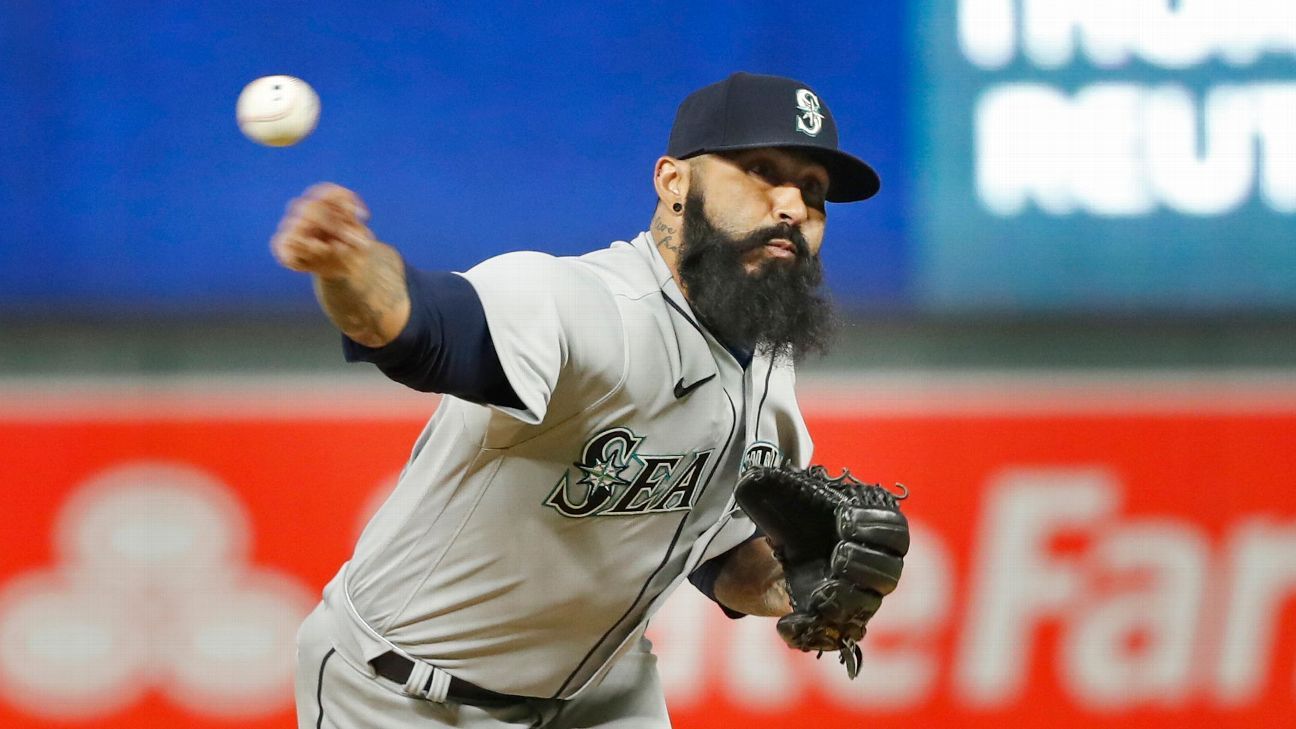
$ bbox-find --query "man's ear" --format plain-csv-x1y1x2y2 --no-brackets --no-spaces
653,156,691,212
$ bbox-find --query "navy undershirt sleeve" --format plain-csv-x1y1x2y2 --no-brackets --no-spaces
687,529,767,619
342,265,524,409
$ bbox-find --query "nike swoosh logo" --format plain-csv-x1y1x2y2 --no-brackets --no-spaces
673,374,716,399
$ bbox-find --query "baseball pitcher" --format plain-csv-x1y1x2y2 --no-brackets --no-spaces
274,72,907,729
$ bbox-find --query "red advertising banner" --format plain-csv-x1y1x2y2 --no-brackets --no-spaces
1,376,1293,728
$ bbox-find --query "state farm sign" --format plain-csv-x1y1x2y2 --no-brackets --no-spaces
958,469,1295,710
0,376,1292,728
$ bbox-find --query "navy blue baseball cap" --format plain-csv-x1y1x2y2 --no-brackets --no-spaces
667,72,881,203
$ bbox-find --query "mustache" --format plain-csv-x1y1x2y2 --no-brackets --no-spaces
735,223,811,259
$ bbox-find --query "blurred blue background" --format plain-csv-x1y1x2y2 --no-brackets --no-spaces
2,1,1294,342
1,2,912,315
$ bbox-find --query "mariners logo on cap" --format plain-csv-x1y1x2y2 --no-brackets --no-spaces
795,89,823,137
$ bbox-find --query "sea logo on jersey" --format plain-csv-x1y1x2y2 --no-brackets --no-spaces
795,89,824,137
741,440,784,474
544,426,714,518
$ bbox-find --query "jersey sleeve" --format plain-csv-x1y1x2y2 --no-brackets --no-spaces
342,265,524,409
459,251,625,425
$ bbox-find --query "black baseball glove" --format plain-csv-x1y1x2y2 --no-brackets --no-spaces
735,464,909,678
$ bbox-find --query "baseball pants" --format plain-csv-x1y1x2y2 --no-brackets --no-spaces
295,601,672,728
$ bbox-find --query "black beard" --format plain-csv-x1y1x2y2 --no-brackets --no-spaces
677,188,836,361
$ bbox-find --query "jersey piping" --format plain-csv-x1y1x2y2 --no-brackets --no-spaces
754,359,775,441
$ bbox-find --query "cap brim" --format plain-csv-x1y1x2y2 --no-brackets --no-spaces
796,147,881,203
681,143,881,203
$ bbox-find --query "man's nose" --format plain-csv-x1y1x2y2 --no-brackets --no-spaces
771,184,808,226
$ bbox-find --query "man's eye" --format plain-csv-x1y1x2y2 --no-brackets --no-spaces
749,163,773,179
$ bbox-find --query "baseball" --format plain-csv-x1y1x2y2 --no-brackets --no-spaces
236,75,320,147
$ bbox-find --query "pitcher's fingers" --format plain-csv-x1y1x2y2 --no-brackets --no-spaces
308,183,359,211
292,201,372,250
271,232,306,269
309,183,369,223
275,203,318,237
333,223,376,252
270,229,297,263
283,189,329,220
281,184,350,230
284,236,337,270
274,232,328,268
291,199,361,238
301,182,352,201
273,213,323,250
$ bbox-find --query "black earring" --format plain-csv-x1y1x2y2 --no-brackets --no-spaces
672,202,682,213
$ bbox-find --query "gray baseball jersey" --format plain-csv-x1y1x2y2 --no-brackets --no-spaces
318,232,811,700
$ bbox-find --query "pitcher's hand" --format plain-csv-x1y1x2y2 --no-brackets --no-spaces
271,183,374,280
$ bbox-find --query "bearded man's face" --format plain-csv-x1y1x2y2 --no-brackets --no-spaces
677,183,836,360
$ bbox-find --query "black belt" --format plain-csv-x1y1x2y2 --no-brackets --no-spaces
370,652,523,706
